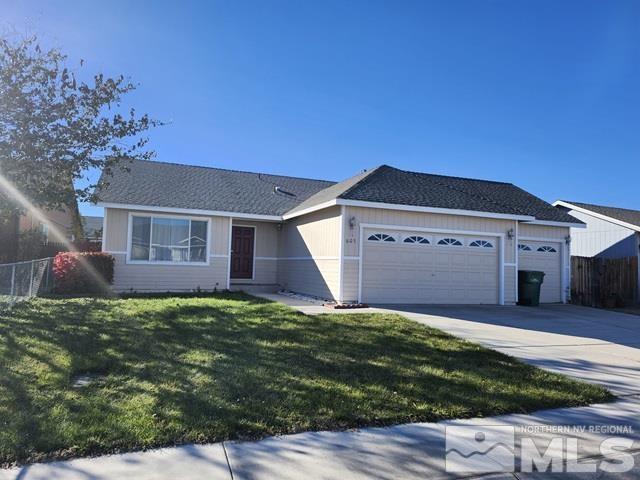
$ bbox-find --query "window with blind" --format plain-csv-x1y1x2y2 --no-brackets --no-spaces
130,215,208,263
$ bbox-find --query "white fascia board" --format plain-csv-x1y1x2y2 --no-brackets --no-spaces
281,200,338,220
520,219,586,229
97,202,282,222
336,199,535,222
552,200,640,232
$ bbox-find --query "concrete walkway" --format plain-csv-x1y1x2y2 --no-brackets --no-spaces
2,396,639,479
3,296,640,479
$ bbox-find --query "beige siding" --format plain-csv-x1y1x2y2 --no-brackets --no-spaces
342,206,517,304
278,206,341,258
343,207,517,263
112,254,228,292
103,208,128,252
504,265,517,304
518,224,569,240
278,259,340,300
342,259,359,302
277,206,342,299
104,208,230,292
231,220,279,285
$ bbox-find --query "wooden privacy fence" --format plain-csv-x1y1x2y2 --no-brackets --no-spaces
571,256,638,308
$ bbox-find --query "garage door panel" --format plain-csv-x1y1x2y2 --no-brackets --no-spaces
362,229,499,304
518,241,562,303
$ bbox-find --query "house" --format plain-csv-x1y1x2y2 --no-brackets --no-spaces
553,201,640,259
81,215,104,243
553,200,640,301
95,160,581,304
0,200,83,263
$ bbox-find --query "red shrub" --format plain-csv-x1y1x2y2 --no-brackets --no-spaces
53,252,114,294
73,240,102,252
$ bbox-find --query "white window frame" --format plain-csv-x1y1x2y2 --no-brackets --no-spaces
437,237,464,247
126,212,212,266
367,233,396,243
403,235,431,245
469,239,494,248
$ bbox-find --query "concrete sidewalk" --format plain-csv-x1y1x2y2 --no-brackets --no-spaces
2,396,639,479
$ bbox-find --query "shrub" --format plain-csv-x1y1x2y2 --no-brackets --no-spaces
53,252,114,294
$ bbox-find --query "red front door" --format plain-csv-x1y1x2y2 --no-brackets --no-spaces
231,226,254,279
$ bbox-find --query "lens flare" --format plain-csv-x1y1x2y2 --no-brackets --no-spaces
0,172,114,295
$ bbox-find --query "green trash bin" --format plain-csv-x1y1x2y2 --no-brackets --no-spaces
518,270,545,306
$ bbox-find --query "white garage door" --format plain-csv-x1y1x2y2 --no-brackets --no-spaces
518,241,562,303
361,229,499,304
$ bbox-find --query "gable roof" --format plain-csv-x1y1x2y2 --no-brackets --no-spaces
96,160,579,225
555,200,640,231
287,165,578,224
283,167,382,216
95,160,335,217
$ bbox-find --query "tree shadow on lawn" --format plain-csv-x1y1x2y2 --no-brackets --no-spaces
0,293,612,465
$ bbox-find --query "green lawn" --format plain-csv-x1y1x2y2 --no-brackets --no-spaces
0,293,612,466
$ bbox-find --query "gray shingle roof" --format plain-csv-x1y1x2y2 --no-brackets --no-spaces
95,160,335,216
561,201,640,229
284,167,381,215
96,160,578,224
291,165,577,223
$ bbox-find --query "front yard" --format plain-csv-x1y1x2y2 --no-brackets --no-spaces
0,293,612,465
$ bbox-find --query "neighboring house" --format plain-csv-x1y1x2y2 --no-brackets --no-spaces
95,160,581,304
82,215,104,243
553,200,640,301
553,201,640,259
19,204,82,243
0,200,82,262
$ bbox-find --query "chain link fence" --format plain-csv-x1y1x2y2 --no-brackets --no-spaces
0,257,54,308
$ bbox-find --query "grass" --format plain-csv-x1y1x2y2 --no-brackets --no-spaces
0,293,612,466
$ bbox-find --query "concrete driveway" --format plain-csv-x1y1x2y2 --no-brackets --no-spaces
378,304,640,396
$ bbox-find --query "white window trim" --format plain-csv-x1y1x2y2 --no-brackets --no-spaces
338,205,345,303
402,235,431,245
230,224,257,281
283,198,536,221
366,233,397,243
436,237,464,247
126,212,212,266
469,240,494,248
358,224,505,305
101,209,109,253
99,202,281,222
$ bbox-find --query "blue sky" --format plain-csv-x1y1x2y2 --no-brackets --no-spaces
4,0,639,217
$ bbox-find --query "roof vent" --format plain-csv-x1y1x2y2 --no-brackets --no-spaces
274,186,295,197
